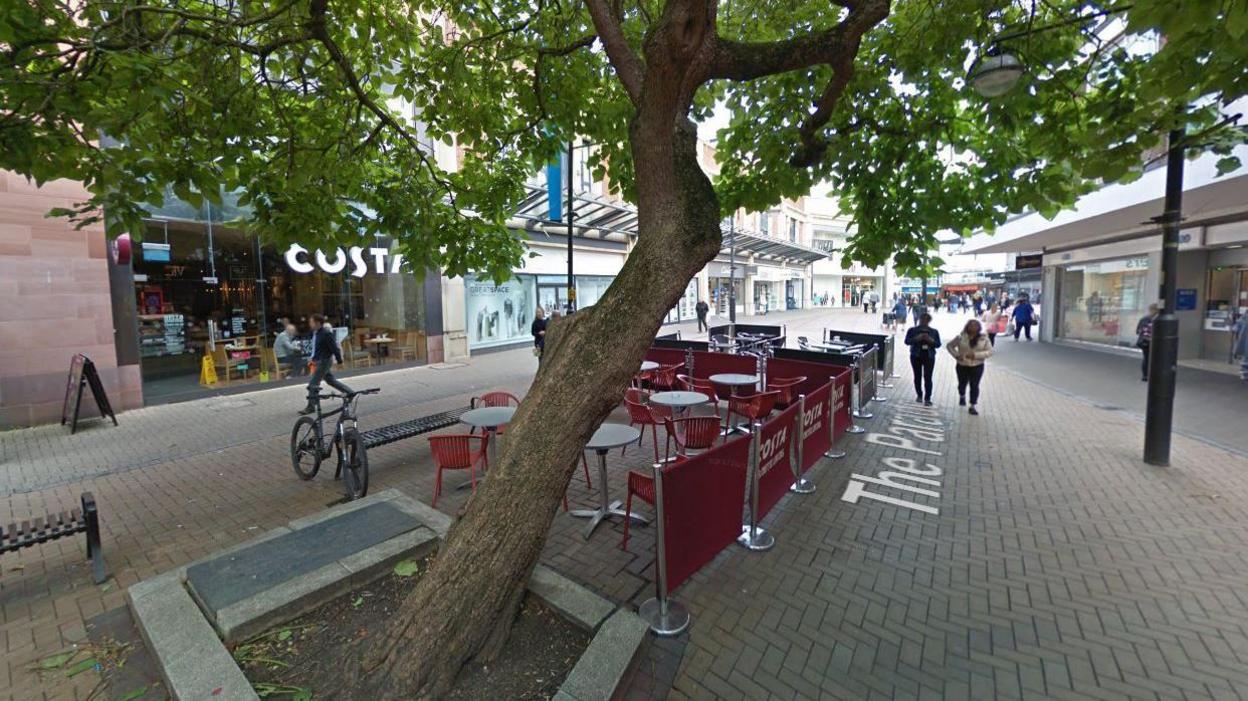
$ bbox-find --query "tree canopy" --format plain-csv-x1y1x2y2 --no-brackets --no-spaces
1,0,1244,277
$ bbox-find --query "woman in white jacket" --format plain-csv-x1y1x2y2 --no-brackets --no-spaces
946,319,994,415
978,303,1003,346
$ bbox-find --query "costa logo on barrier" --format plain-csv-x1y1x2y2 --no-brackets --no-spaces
759,427,789,475
801,401,825,440
831,382,847,414
284,244,406,277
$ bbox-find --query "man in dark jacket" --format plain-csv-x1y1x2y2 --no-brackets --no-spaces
904,313,941,406
695,298,710,332
300,313,352,414
1011,296,1036,341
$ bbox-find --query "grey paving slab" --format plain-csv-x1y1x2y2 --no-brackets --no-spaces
186,500,419,614
126,576,258,701
559,608,650,701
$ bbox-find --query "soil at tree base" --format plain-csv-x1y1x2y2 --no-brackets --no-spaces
240,555,589,699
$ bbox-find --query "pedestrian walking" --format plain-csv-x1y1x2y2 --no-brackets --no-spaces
1234,313,1248,383
905,313,941,406
695,298,709,332
532,306,548,362
300,314,351,415
892,296,908,331
946,319,994,415
1135,303,1159,381
978,304,1003,346
869,290,879,314
972,294,984,317
1011,296,1036,341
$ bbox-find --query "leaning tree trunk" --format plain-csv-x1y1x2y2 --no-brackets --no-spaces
349,122,722,698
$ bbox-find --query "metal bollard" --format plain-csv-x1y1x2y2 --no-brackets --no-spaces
853,360,874,421
638,462,691,636
826,385,848,457
789,394,815,494
684,348,694,377
737,423,775,551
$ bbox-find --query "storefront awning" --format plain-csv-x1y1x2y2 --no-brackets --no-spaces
722,224,830,265
510,185,638,241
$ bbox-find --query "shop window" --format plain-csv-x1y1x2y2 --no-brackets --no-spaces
466,273,537,349
1057,258,1150,348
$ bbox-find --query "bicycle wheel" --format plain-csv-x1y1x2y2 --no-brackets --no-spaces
290,417,322,480
340,429,369,499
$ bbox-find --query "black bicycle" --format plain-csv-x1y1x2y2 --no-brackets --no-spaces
290,388,379,499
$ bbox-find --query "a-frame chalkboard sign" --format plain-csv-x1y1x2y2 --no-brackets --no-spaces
61,354,118,434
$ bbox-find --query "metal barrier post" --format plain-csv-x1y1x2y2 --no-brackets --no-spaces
738,423,775,550
853,358,874,420
826,385,848,457
789,394,815,494
757,354,767,392
887,337,900,379
684,348,694,376
638,462,691,636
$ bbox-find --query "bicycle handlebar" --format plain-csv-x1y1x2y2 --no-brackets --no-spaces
317,388,381,400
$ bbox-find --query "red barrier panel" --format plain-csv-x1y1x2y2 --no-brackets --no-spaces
645,348,687,367
660,435,750,594
756,402,800,520
691,351,757,381
799,382,833,473
766,358,845,397
831,369,851,439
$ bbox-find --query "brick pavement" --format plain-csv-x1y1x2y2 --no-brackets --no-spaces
3,307,1248,700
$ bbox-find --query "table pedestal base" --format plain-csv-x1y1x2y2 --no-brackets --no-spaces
846,424,866,434
824,448,847,459
569,500,649,539
639,597,690,637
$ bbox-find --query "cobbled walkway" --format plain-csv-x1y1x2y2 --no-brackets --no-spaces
3,308,1248,700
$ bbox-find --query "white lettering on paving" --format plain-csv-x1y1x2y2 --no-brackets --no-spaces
843,407,947,515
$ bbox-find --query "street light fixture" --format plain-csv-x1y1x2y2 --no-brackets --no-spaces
967,46,1025,97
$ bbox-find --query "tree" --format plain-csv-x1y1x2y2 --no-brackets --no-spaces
2,0,1245,696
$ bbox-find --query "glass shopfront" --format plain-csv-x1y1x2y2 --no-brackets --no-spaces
465,273,619,350
133,217,429,400
1057,256,1150,348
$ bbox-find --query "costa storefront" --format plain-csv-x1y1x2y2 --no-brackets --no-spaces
117,199,441,403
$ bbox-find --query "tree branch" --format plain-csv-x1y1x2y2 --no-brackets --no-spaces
585,0,643,104
710,0,891,167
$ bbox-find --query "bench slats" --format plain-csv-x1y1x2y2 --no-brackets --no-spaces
360,407,468,449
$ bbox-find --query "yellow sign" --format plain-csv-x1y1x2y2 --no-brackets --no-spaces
200,355,218,385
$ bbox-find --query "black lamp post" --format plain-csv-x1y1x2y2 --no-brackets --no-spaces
967,18,1185,465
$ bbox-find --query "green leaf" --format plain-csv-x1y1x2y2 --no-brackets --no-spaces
117,687,149,701
39,651,76,669
65,658,97,677
276,629,292,642
1216,156,1242,177
352,596,364,608
393,559,420,577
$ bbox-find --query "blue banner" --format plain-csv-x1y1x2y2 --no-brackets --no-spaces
546,157,562,222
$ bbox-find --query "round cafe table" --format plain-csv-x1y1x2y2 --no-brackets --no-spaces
458,406,517,489
570,423,645,539
648,390,711,416
364,336,394,362
640,361,659,372
710,373,759,434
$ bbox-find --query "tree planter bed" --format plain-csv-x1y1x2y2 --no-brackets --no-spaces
126,489,647,701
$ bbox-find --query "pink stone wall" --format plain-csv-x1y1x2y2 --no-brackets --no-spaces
0,171,143,428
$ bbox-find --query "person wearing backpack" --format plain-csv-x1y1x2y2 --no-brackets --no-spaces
1136,303,1160,381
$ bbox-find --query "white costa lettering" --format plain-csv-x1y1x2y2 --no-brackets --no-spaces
285,244,405,276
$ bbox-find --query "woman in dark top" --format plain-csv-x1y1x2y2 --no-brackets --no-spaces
904,313,941,406
531,306,548,361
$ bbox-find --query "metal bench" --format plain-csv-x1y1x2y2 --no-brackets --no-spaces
359,407,469,450
2,493,106,584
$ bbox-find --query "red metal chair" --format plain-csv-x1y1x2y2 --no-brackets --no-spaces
428,434,487,507
622,398,667,462
622,468,657,551
663,416,722,459
677,374,721,415
727,391,781,429
473,390,521,443
624,387,650,405
766,376,807,408
649,363,682,391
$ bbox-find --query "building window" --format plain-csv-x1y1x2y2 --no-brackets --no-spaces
759,212,769,235
789,218,797,242
1057,257,1150,348
466,273,536,350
